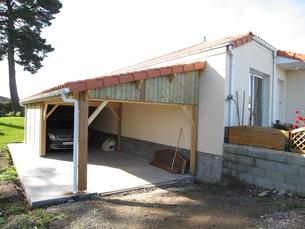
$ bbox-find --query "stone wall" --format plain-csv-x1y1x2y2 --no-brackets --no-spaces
223,143,305,194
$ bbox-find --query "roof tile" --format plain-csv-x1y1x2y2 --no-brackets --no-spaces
160,67,173,75
24,61,207,100
172,65,184,74
183,63,195,72
134,71,148,80
118,73,134,83
147,69,160,78
277,50,305,62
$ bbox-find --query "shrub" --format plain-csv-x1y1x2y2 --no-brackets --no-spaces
272,121,290,131
5,111,15,117
0,103,11,117
293,110,305,129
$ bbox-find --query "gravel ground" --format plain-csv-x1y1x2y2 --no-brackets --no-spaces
43,179,305,229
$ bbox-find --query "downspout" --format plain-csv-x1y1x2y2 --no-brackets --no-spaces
227,44,234,126
271,50,277,125
61,89,79,195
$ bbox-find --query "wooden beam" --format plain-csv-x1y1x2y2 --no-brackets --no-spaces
136,79,144,90
40,103,47,157
77,91,89,191
181,106,195,126
117,103,122,152
107,105,120,120
46,99,102,107
42,104,48,121
170,73,176,83
88,101,108,126
190,105,198,175
89,98,196,107
46,105,59,120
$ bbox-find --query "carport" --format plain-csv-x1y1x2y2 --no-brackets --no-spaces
16,62,206,204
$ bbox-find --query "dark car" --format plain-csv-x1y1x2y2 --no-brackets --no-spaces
47,128,73,150
46,105,93,151
46,106,74,151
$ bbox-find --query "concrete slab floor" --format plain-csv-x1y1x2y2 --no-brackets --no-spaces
8,143,192,207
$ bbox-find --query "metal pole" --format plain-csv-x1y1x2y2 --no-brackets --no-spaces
61,89,79,194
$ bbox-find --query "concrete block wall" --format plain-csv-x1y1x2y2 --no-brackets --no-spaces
223,143,305,194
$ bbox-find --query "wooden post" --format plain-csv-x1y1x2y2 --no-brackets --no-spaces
77,91,89,191
40,103,47,157
190,105,198,175
117,103,122,152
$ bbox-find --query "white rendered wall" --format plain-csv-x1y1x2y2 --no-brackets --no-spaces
286,69,305,123
90,104,192,150
230,42,274,127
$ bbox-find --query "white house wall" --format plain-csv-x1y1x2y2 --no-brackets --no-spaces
25,103,42,155
90,47,228,156
230,41,274,127
198,52,227,155
285,69,305,123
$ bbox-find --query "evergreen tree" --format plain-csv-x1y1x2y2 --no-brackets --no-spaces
0,0,62,112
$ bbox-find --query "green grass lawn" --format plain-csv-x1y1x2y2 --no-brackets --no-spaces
0,117,60,228
0,117,24,150
0,117,24,181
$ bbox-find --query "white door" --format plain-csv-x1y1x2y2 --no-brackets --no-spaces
278,80,285,122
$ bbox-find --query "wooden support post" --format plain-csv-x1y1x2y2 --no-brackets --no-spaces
40,103,47,157
117,103,122,152
77,91,89,191
190,105,198,175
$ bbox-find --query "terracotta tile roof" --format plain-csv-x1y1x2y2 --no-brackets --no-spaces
109,32,254,74
277,50,305,61
38,61,206,95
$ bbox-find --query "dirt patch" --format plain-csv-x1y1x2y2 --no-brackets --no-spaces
0,181,20,203
47,181,305,229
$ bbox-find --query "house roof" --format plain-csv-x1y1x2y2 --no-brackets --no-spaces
22,31,280,103
277,50,305,62
24,61,206,102
109,32,255,75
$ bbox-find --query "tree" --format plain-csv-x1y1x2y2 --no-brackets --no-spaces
0,0,62,112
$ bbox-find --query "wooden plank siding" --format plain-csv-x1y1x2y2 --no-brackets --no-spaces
90,71,200,105
25,103,43,155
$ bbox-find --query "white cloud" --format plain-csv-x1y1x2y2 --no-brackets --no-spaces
0,0,305,98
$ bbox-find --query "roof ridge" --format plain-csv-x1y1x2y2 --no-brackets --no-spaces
109,31,254,74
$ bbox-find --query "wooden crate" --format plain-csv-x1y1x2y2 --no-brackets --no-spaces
226,126,290,151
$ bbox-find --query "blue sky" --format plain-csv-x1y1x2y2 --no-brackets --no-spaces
1,0,305,98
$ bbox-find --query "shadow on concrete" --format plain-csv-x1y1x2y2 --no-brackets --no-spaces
45,142,190,190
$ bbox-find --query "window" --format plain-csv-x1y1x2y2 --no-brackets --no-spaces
249,74,263,126
248,68,270,127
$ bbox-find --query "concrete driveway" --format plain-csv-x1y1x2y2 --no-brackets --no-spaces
9,143,191,207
